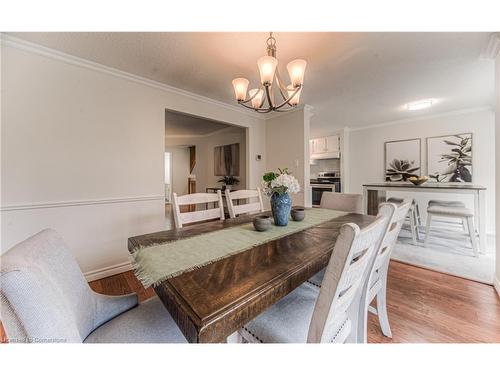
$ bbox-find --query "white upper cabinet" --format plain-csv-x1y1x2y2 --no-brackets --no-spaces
310,135,340,159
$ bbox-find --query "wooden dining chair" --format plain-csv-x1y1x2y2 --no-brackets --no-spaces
172,191,225,229
357,200,412,342
238,211,389,343
225,188,264,218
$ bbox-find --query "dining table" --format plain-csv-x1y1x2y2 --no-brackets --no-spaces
128,209,376,343
363,182,487,252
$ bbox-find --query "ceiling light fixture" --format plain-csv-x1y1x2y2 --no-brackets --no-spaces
406,99,433,111
231,32,307,113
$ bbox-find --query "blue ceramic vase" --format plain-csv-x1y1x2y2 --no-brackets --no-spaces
271,193,292,226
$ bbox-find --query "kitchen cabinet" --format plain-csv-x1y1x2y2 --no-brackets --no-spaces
310,135,340,159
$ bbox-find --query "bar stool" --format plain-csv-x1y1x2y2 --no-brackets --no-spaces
387,197,420,245
424,205,479,257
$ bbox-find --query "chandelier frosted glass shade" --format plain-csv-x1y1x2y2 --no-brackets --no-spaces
287,59,307,87
257,56,278,85
231,33,306,113
232,78,250,101
249,88,264,108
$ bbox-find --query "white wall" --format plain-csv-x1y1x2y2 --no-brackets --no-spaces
0,37,266,279
165,146,191,197
348,109,496,234
165,126,247,193
265,107,311,207
495,52,500,293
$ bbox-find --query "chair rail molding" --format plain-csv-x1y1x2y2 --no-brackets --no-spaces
0,195,165,212
0,34,263,120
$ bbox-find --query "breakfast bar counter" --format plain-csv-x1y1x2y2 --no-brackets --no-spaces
362,182,486,251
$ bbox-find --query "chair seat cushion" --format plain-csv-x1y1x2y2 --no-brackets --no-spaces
427,205,473,217
83,297,186,343
242,282,348,343
428,200,465,207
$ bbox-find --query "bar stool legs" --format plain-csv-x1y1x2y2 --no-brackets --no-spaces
424,207,479,257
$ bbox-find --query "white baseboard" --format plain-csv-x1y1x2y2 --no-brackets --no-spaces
84,261,133,282
494,277,500,298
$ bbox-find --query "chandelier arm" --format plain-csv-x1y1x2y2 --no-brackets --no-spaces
274,85,301,110
264,84,275,109
237,101,273,113
274,69,290,93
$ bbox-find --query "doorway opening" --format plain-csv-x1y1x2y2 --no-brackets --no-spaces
164,109,248,226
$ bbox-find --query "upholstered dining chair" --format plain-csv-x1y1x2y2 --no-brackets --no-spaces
172,191,225,229
0,229,187,343
320,192,363,213
225,188,264,218
237,210,389,343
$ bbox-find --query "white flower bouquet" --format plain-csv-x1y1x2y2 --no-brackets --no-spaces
262,168,301,197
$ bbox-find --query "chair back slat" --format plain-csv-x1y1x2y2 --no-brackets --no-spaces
307,210,389,343
225,188,264,218
172,191,224,228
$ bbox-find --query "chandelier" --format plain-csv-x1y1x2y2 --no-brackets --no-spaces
231,32,307,113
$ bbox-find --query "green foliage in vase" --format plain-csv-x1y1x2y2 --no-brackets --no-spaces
429,135,472,183
385,159,420,182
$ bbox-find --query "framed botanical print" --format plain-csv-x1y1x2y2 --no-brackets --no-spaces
427,133,472,183
384,138,421,182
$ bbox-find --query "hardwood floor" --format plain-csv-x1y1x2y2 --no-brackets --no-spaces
2,260,499,343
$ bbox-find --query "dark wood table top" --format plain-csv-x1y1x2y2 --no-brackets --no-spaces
128,210,376,343
363,182,486,190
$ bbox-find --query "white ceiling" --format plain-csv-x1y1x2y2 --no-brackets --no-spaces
9,32,495,135
165,110,231,137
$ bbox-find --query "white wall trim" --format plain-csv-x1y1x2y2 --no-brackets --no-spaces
348,106,493,132
0,195,164,212
84,261,133,282
0,34,263,120
494,277,500,298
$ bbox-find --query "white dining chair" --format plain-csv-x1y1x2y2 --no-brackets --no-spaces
172,191,225,229
0,229,187,343
237,211,389,343
357,200,412,342
225,188,264,218
320,192,363,213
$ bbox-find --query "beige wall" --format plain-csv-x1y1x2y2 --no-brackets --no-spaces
265,107,311,207
0,38,266,278
166,126,247,194
348,109,496,234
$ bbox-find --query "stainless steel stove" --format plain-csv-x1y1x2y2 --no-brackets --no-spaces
311,171,341,206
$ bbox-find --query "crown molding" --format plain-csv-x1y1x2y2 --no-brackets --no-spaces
481,33,500,59
0,34,264,120
348,106,493,132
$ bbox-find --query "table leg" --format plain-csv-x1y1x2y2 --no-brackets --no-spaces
366,189,386,216
477,190,486,253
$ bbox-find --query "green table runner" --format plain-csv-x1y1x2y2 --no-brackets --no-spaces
132,208,345,287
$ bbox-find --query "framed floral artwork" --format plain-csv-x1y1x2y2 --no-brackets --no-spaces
384,138,421,182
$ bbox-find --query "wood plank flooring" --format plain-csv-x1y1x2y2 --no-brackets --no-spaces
1,260,499,343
